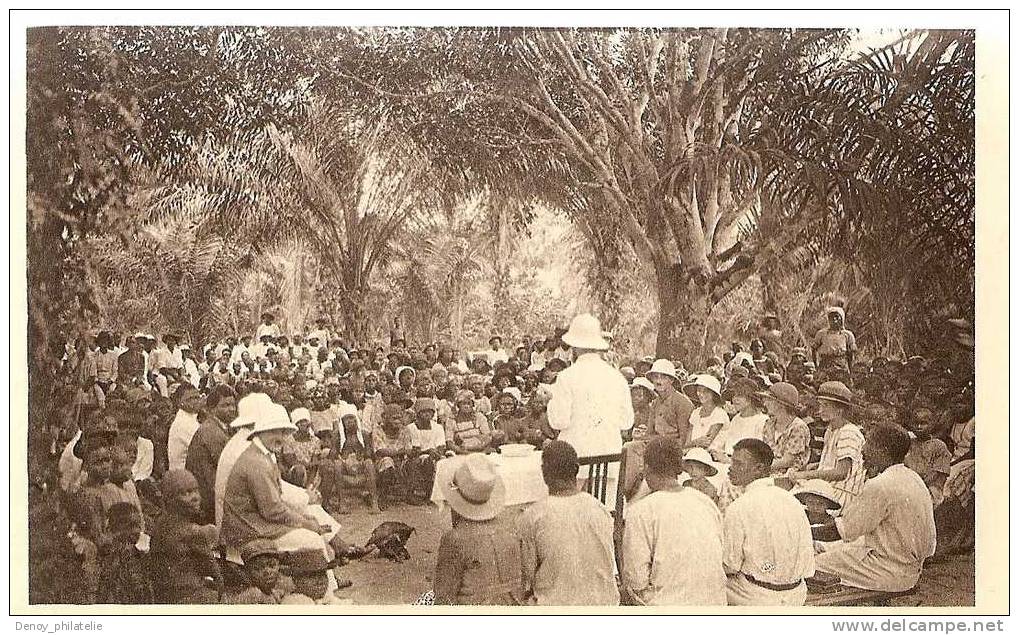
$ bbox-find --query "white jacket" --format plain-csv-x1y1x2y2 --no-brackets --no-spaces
547,352,634,458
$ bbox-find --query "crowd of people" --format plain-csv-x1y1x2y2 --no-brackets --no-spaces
32,305,975,606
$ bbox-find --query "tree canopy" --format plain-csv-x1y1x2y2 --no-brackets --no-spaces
26,25,975,389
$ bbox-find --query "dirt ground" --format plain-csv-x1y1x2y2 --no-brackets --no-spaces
328,500,976,607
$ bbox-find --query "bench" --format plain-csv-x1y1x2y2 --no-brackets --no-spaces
807,585,917,607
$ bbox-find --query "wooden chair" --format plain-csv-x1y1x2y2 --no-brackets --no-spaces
578,452,628,573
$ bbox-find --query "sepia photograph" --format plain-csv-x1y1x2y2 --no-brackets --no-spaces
10,9,1008,619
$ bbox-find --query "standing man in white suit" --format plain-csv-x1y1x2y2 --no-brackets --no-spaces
547,314,633,492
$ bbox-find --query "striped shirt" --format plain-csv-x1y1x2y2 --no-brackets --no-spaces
818,423,866,509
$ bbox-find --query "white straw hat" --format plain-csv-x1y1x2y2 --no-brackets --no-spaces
249,403,297,438
630,377,656,393
647,359,679,380
561,314,609,350
290,407,311,425
682,374,722,401
682,447,719,476
229,393,274,429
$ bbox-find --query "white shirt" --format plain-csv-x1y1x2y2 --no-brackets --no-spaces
256,323,281,341
133,437,154,481
167,409,201,472
711,412,768,456
58,430,84,492
150,346,183,371
405,422,446,452
230,344,249,364
689,406,730,443
723,477,815,585
183,358,201,387
308,329,330,345
623,488,727,606
547,352,633,458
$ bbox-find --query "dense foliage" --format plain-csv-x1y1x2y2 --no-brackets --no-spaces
27,25,975,386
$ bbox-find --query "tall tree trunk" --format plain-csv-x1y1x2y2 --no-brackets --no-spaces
342,287,370,349
654,263,713,368
761,266,780,317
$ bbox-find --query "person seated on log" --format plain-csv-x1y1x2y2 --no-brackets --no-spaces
626,377,655,442
404,398,448,504
280,407,322,481
683,374,729,450
96,502,153,604
787,382,866,510
445,390,494,454
812,424,936,593
327,403,382,514
372,402,414,506
902,394,952,509
622,359,693,501
467,373,492,418
149,469,222,604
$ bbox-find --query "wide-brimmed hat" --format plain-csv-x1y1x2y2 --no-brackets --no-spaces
681,448,718,476
792,479,842,510
249,403,297,438
229,392,274,429
683,374,722,402
757,382,801,412
630,377,656,394
440,454,506,521
816,381,854,407
646,359,679,380
561,314,609,350
723,377,760,401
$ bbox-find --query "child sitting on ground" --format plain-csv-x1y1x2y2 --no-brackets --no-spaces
372,403,415,506
280,549,350,605
224,540,295,605
333,403,381,514
104,445,145,532
96,502,153,604
281,407,322,484
148,469,222,604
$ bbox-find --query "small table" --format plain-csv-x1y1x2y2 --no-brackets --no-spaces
430,451,549,511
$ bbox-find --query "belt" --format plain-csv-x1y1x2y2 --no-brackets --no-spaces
744,574,803,592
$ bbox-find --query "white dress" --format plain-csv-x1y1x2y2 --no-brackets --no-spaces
689,406,730,444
